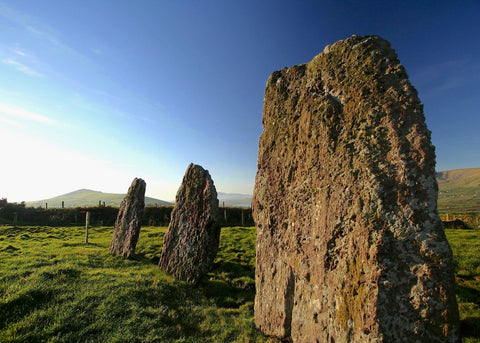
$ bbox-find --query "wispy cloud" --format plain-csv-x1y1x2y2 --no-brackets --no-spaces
91,47,105,56
11,47,28,57
0,4,59,46
2,58,43,77
0,4,91,65
0,114,23,128
0,103,57,125
26,25,60,46
412,59,480,97
25,24,86,62
70,92,138,122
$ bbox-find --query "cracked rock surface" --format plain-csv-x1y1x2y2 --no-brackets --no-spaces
253,35,459,342
159,163,220,285
110,178,146,259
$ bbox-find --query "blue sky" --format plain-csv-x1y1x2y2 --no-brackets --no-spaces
0,1,479,202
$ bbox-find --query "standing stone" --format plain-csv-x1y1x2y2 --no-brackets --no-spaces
159,163,220,285
253,35,459,342
110,178,146,259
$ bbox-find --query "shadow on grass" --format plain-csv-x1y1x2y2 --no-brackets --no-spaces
131,251,256,310
0,289,55,330
0,226,73,242
0,226,60,235
61,242,103,248
456,283,480,339
127,283,205,335
461,316,480,339
202,278,254,308
202,258,256,309
39,267,82,281
0,226,41,235
212,260,254,279
456,283,480,304
51,282,207,341
0,244,20,253
134,252,160,265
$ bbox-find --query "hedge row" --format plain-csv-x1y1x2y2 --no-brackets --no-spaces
0,200,253,227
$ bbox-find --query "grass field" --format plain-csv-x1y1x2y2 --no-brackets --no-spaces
447,229,480,342
437,168,480,213
0,225,479,342
0,225,266,342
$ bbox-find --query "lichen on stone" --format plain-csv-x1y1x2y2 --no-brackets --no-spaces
253,35,459,342
110,178,146,259
158,163,220,285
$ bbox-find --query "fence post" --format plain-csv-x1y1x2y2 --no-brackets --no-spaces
45,202,48,209
62,201,64,209
13,212,18,227
85,211,90,244
223,201,227,223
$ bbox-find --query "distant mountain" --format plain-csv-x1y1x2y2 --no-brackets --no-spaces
436,168,480,213
214,170,480,211
217,192,252,208
28,169,477,213
25,189,172,208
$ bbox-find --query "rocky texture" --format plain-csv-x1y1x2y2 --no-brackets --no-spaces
158,163,220,285
253,35,459,342
110,178,146,259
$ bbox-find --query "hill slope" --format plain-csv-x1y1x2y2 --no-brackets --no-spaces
26,189,171,208
217,192,252,208
24,168,477,212
436,168,480,213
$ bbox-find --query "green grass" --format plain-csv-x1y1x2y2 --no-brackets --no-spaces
0,225,267,342
437,168,480,213
1,226,478,342
446,229,480,342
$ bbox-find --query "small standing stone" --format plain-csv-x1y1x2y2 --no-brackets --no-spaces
158,163,220,285
110,178,146,259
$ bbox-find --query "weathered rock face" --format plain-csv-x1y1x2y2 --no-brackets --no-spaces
158,163,220,285
110,178,146,259
253,35,459,342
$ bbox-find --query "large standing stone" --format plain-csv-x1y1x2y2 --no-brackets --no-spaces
253,35,459,342
110,178,146,259
158,163,220,285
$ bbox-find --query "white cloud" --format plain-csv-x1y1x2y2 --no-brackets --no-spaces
0,114,23,128
11,48,28,57
0,103,57,125
2,58,43,77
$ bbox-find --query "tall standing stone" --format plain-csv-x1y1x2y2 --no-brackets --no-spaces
253,35,459,342
110,178,146,259
159,163,220,285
